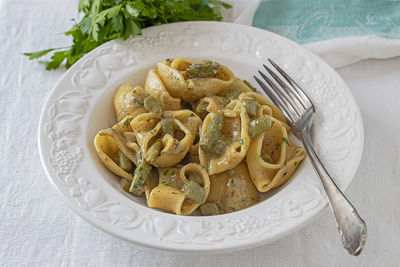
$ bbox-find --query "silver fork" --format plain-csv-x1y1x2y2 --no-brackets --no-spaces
254,59,367,256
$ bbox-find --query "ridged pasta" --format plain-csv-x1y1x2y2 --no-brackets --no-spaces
156,58,235,102
200,162,259,215
147,163,210,215
94,57,306,215
113,85,148,122
94,116,140,180
238,92,289,129
130,110,201,167
199,100,250,175
144,69,182,111
246,117,306,192
194,96,227,119
228,77,255,94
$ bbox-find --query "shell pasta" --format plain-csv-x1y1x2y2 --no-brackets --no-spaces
94,58,306,216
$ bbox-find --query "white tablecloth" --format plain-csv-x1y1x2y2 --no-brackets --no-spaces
1,1,400,266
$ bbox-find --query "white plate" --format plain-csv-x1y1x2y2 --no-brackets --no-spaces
38,21,364,254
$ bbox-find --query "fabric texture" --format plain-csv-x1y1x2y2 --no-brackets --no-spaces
1,0,400,266
252,0,400,67
253,0,400,44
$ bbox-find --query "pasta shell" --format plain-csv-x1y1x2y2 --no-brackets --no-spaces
113,85,148,122
131,110,202,167
94,116,140,180
94,58,307,216
246,117,306,192
199,101,250,175
194,95,227,119
227,77,255,95
147,163,210,215
239,92,289,130
202,162,259,215
144,69,182,111
156,58,235,102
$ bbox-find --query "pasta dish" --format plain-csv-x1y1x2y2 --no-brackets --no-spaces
94,58,306,216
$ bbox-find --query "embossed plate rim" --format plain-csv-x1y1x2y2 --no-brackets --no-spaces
38,21,364,253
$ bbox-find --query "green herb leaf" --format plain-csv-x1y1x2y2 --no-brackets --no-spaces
161,181,174,187
132,97,144,105
111,15,124,33
78,16,92,35
260,155,271,163
282,137,290,146
46,51,68,70
210,0,232,9
23,48,60,60
122,18,141,40
123,118,132,127
78,0,90,13
126,5,140,17
24,0,231,70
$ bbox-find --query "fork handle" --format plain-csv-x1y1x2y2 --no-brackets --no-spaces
302,133,367,255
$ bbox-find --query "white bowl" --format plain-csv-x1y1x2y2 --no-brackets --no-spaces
38,21,364,254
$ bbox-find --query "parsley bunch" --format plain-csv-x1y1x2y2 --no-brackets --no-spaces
24,0,231,70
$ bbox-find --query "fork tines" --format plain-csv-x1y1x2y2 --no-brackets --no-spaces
254,58,315,124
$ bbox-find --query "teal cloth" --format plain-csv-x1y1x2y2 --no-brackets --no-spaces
252,0,400,44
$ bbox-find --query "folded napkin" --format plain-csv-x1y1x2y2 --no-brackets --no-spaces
230,0,400,68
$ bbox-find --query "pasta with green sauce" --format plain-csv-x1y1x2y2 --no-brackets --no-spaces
94,58,306,216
